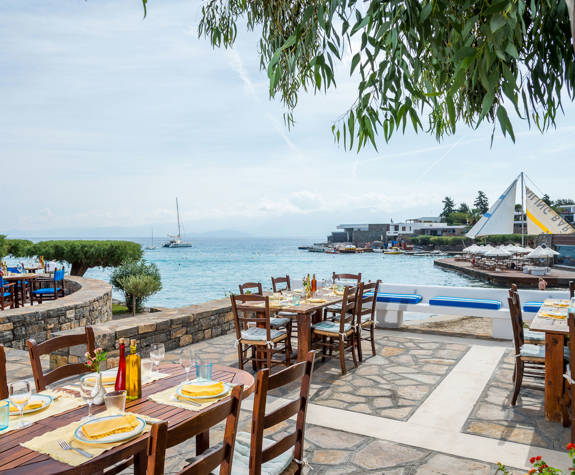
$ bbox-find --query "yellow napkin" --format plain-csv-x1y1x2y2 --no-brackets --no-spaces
85,376,116,386
181,382,224,398
545,299,570,307
9,401,44,413
540,312,566,319
81,414,140,440
308,298,327,303
334,290,344,296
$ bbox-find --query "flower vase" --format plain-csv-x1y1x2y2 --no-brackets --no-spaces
93,372,106,406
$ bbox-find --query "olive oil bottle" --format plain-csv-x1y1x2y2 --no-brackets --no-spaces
125,339,142,401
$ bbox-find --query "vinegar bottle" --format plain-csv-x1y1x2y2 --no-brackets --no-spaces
115,338,126,391
312,274,317,293
126,339,142,401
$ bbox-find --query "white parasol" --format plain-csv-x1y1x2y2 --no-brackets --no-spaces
484,248,512,258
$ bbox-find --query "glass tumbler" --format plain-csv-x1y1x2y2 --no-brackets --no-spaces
196,362,213,381
0,400,8,431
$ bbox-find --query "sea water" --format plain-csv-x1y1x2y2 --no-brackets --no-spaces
83,238,484,308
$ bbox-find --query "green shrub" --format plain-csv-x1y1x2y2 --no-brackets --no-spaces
0,235,5,260
5,239,34,257
110,260,162,314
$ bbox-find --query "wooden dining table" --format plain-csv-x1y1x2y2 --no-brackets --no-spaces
2,274,39,308
0,363,254,474
529,299,571,422
264,287,343,361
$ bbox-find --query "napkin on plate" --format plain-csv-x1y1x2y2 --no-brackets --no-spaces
180,382,224,398
81,414,140,440
8,401,44,413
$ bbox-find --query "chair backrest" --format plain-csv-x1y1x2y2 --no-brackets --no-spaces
249,351,315,475
54,268,65,282
570,281,575,299
508,293,525,355
230,294,272,341
147,385,243,475
332,272,361,285
568,312,575,382
27,326,96,391
0,344,8,399
356,280,380,324
239,282,263,296
508,284,524,328
336,286,359,334
271,275,291,293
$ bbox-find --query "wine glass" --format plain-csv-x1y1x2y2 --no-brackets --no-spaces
9,380,32,429
80,377,100,421
150,343,165,375
179,349,195,382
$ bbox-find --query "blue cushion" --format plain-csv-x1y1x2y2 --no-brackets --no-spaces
240,327,285,341
429,296,501,310
375,293,422,304
524,329,545,342
270,317,290,328
1,292,10,298
312,321,352,333
32,287,62,295
523,301,544,313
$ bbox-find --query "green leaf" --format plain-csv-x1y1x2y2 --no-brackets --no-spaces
454,47,476,61
350,53,361,74
504,42,519,59
489,14,507,33
496,106,515,141
420,2,432,22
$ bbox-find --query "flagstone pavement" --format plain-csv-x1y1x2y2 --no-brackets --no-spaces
5,328,572,473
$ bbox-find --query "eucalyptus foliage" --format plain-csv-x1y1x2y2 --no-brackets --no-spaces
192,0,575,149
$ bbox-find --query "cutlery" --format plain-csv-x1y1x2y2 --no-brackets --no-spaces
174,397,202,407
57,440,93,458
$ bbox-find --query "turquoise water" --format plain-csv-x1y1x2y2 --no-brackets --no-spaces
81,238,484,308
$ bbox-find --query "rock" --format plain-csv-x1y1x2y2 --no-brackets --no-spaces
353,440,427,469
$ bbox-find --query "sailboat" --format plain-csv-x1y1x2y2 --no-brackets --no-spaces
162,198,193,248
466,172,574,242
144,228,157,250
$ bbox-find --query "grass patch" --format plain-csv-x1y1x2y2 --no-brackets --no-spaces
112,303,129,315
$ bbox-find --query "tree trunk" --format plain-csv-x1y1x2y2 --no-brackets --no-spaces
70,262,89,276
132,295,136,316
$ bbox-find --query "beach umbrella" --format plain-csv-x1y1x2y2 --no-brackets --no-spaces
484,248,512,258
526,246,549,259
543,247,560,256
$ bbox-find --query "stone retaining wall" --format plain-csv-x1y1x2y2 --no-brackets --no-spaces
0,276,112,350
50,298,234,369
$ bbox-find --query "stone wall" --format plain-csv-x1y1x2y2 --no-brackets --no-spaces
50,298,234,369
0,276,112,350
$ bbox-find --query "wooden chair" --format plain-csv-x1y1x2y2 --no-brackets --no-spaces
313,286,359,375
30,268,66,304
231,294,291,371
271,275,291,293
355,280,380,361
508,284,544,345
508,292,549,406
147,385,243,475
325,272,362,317
239,282,263,296
561,312,575,442
0,344,8,399
0,276,15,311
570,281,574,299
27,326,96,391
229,351,315,475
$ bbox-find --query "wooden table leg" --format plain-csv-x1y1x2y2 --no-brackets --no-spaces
297,312,311,362
545,333,564,422
196,430,209,455
133,448,148,475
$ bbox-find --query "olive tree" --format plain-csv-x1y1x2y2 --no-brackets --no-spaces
155,0,575,149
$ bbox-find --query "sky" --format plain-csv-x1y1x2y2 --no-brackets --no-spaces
2,0,575,240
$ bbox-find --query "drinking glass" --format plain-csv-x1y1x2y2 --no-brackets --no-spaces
0,400,8,431
179,349,195,382
80,377,100,421
9,380,32,429
196,362,213,381
104,390,126,415
150,343,165,375
141,359,154,381
292,293,301,306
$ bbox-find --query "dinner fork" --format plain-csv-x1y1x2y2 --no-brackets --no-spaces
57,440,93,458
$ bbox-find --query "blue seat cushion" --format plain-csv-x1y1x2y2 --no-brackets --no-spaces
429,296,501,310
523,301,544,313
365,292,422,304
312,321,352,334
32,287,62,295
1,292,11,298
240,327,285,341
269,317,290,329
524,329,545,342
520,343,569,359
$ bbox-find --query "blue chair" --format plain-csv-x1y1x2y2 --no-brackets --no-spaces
0,277,15,310
31,268,65,304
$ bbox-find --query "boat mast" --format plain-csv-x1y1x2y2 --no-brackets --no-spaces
521,172,525,246
176,197,182,239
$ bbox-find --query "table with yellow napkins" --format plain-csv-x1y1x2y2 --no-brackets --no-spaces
0,390,85,435
538,299,570,319
148,380,231,412
21,411,157,467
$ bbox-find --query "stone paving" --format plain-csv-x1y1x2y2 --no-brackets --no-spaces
464,349,570,451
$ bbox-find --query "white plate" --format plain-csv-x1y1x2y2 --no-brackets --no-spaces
176,380,231,400
81,369,118,387
74,414,146,444
8,393,53,416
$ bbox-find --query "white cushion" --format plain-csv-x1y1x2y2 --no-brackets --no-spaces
241,327,285,341
214,431,293,475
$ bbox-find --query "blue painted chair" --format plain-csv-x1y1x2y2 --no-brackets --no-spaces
31,268,65,304
0,277,15,310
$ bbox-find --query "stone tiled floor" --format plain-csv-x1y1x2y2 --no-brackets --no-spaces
464,350,569,451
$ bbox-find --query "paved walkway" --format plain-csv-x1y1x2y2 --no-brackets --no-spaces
5,329,572,473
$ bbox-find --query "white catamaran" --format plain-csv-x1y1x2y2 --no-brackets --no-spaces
466,172,575,242
163,198,193,248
